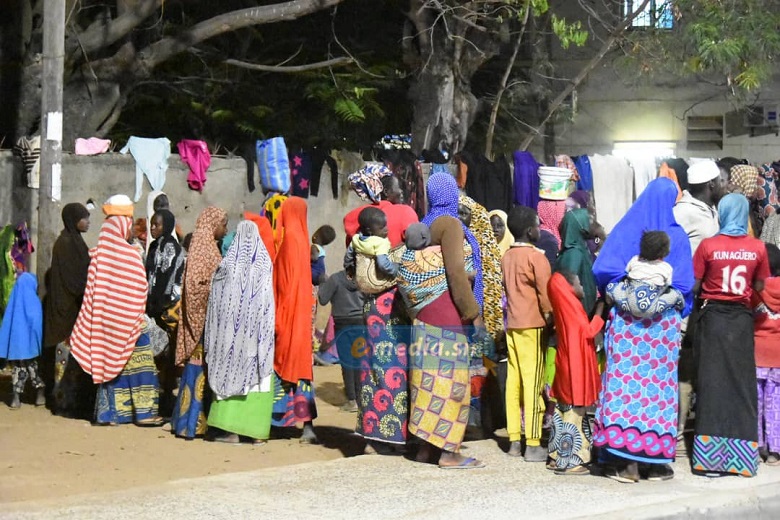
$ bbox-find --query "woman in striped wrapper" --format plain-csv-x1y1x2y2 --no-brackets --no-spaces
69,195,163,426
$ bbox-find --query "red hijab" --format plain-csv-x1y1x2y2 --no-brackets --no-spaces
547,272,602,406
273,197,313,383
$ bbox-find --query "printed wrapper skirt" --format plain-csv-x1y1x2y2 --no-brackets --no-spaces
408,321,471,452
356,288,410,445
171,344,209,438
271,375,318,427
692,301,759,476
95,335,159,424
549,404,592,469
593,307,681,464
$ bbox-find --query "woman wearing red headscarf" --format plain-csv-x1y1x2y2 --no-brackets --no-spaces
271,197,318,443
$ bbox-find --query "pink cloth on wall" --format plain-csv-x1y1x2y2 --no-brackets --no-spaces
177,140,211,192
75,138,111,155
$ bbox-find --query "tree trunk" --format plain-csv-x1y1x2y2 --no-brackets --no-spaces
409,59,478,155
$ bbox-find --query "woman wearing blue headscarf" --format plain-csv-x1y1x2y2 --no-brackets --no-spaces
402,172,485,469
591,178,694,483
691,193,770,477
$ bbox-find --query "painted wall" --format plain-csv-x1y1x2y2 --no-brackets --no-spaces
0,151,373,326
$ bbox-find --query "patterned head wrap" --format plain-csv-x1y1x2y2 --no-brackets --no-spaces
175,206,227,365
422,173,484,309
537,200,567,245
460,195,503,341
730,164,760,199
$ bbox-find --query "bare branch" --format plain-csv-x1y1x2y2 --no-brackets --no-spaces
224,56,353,73
66,0,162,58
520,0,653,150
140,0,345,70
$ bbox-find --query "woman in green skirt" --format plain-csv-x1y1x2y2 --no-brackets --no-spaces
204,220,276,444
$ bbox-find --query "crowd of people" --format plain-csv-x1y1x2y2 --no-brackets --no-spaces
1,156,779,482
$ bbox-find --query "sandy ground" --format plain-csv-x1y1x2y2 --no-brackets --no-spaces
0,365,363,504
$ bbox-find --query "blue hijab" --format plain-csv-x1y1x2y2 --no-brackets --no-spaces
718,193,749,237
593,177,694,316
0,273,43,361
422,172,484,309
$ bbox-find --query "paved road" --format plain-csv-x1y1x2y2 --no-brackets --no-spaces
4,439,780,519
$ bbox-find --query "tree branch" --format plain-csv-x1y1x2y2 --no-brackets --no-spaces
520,0,652,150
224,56,353,73
66,0,163,58
139,0,345,70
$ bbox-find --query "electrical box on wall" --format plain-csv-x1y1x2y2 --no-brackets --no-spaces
744,105,780,128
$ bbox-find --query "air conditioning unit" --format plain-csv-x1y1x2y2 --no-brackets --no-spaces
744,105,779,128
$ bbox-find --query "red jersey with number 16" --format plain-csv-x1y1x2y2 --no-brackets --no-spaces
693,234,770,307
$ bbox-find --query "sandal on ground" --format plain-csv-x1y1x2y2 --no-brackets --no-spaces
439,457,486,470
603,466,639,483
252,439,268,446
212,433,240,444
767,453,780,466
546,461,557,471
645,464,675,481
136,416,165,427
555,465,590,476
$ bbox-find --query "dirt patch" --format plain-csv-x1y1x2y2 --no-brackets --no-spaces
0,365,360,504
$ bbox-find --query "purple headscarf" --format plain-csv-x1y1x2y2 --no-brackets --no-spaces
422,172,484,309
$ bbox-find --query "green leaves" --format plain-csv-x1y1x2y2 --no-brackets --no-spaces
551,15,588,49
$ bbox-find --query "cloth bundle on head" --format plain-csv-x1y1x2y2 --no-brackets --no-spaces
687,160,720,185
348,163,393,203
422,172,484,308
718,193,749,237
205,220,275,398
69,215,148,383
488,209,514,256
175,206,227,366
730,164,760,198
102,194,134,217
593,177,694,316
43,203,91,347
538,200,567,245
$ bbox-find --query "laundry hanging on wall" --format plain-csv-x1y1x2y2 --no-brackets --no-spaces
589,154,634,233
120,136,171,202
75,138,111,156
177,139,211,192
13,136,41,189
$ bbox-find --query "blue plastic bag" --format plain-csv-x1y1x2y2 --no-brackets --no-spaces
257,137,291,193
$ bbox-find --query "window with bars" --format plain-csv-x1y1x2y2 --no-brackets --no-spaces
625,0,673,29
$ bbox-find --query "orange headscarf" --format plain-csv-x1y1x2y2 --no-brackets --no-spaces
658,162,683,202
244,211,277,263
273,197,313,383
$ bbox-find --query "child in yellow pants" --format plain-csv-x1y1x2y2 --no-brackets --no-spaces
501,206,553,462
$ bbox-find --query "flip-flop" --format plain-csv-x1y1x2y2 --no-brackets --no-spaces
252,440,268,446
555,465,590,476
439,457,485,470
136,417,165,427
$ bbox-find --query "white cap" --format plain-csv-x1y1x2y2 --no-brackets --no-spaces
687,160,720,185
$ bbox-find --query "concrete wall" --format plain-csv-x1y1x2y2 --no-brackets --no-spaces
539,1,780,163
0,151,370,325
